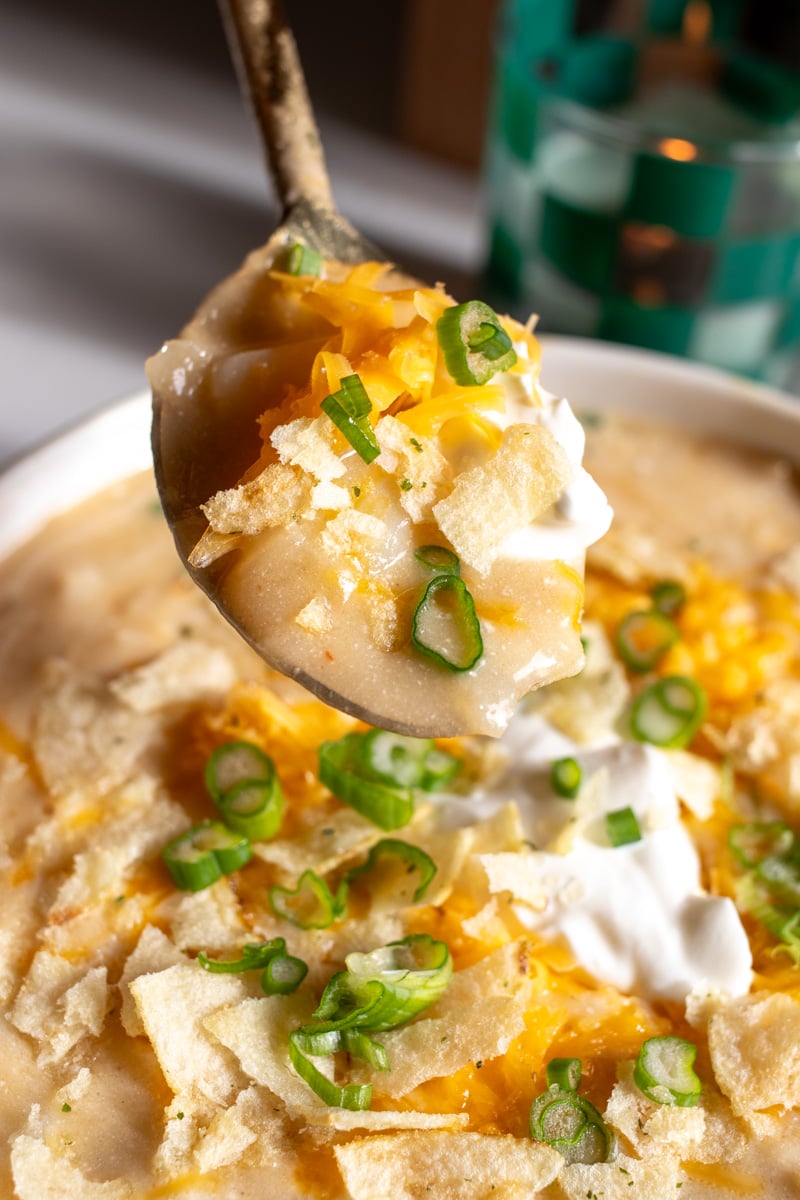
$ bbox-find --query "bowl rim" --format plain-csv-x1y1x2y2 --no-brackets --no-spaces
1,335,798,561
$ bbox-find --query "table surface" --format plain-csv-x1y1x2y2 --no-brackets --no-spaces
0,7,483,468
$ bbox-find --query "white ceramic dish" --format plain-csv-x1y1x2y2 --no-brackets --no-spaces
1,336,799,560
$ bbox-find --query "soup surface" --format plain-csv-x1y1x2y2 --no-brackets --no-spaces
1,413,800,1199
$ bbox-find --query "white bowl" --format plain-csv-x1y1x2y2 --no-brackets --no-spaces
1,337,799,558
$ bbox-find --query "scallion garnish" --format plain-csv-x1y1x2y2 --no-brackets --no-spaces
319,733,415,830
205,741,285,842
357,730,459,790
262,953,309,996
414,545,461,576
320,374,380,463
529,1056,616,1164
288,934,452,1108
198,938,287,974
650,579,687,617
729,821,794,870
630,675,707,749
550,757,582,799
615,609,680,673
411,575,483,672
436,300,517,386
162,822,252,892
546,1057,584,1092
269,869,347,929
344,838,437,904
606,806,642,847
634,1036,701,1106
282,241,322,277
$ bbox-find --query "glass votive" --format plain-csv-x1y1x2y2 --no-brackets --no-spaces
484,0,800,391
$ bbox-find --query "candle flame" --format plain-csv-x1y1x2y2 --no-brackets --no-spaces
658,138,698,162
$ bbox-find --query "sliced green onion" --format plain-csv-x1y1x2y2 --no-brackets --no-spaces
163,822,252,892
321,374,380,463
314,935,451,1032
630,675,707,749
634,1036,701,1107
198,938,286,974
319,733,415,830
414,545,461,575
530,1070,616,1165
550,757,582,800
412,575,483,672
419,747,462,791
205,740,276,803
218,779,284,842
345,838,437,904
436,300,517,386
269,869,347,929
358,731,436,787
650,580,687,617
262,953,308,995
736,874,800,964
282,242,322,276
756,854,800,905
615,609,680,673
288,1029,372,1110
606,806,642,847
205,741,285,841
341,1028,390,1071
729,821,794,869
546,1057,583,1092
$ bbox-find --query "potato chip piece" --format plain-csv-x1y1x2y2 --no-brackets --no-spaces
375,414,451,522
252,806,388,877
193,1089,259,1173
10,951,108,1066
187,528,244,568
604,1069,705,1158
706,991,800,1115
33,665,157,798
334,1131,562,1200
433,424,572,574
201,463,312,535
10,1134,133,1200
370,943,532,1098
203,994,322,1117
588,527,690,588
320,509,387,563
556,1151,682,1200
295,596,334,635
161,877,250,955
316,1109,470,1133
118,926,185,1036
310,480,352,512
130,963,251,1105
109,641,237,713
271,416,345,482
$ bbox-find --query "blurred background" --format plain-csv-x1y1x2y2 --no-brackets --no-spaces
2,0,798,467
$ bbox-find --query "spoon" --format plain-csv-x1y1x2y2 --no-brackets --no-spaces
151,0,588,738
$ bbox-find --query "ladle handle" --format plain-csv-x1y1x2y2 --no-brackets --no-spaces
218,0,334,215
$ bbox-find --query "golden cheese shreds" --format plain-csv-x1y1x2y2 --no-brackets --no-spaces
200,463,312,535
433,424,572,574
333,1131,563,1200
705,991,800,1114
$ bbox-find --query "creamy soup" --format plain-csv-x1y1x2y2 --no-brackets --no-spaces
2,414,800,1199
149,256,611,737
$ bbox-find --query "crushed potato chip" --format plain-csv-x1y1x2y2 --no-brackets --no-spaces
201,463,311,535
433,424,572,574
705,992,800,1115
